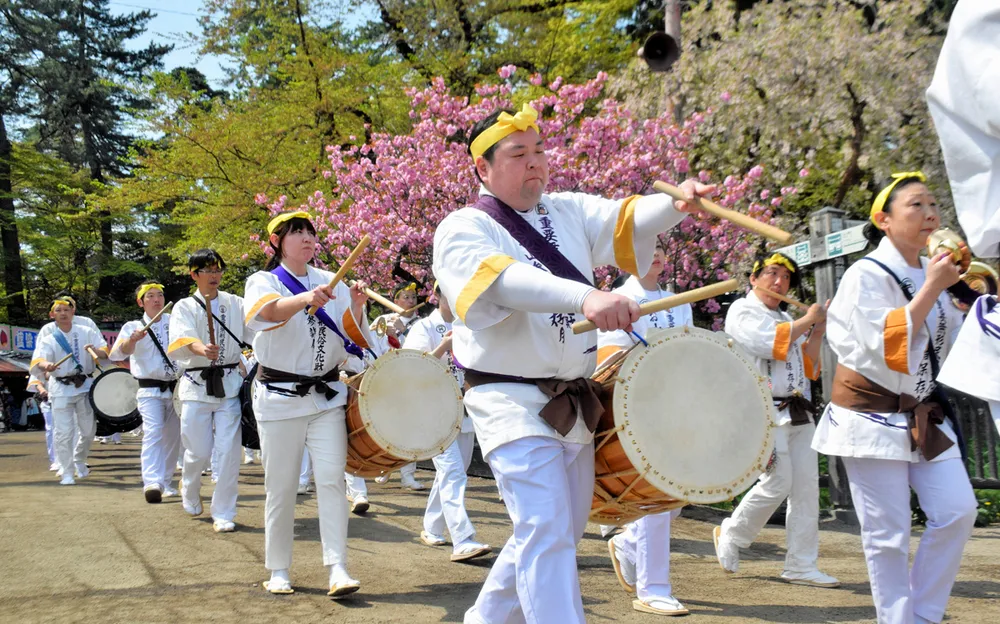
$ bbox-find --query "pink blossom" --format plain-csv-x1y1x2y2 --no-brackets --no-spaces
748,165,764,179
799,168,809,178
720,91,732,103
498,65,517,79
529,73,543,86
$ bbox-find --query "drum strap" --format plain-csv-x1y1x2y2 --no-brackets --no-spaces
187,363,239,398
53,331,82,371
472,194,592,286
463,369,605,436
144,320,176,372
257,365,341,401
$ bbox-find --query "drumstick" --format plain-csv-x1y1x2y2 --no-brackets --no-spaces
140,302,174,332
308,235,371,316
402,301,426,316
204,293,217,362
85,346,106,373
652,181,795,245
754,286,810,311
350,282,405,314
572,279,739,334
53,352,75,368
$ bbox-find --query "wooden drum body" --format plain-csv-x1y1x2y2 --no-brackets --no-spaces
592,326,775,524
345,349,464,477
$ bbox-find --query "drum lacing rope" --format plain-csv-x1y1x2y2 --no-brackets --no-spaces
593,424,624,453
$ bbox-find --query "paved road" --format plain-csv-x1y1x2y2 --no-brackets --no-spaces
0,431,997,623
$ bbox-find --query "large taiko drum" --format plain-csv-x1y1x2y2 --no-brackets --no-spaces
345,349,464,477
89,367,139,421
591,326,775,525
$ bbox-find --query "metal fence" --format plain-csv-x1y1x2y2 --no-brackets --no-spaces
952,392,1000,489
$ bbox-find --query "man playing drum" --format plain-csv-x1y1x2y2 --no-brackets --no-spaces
372,282,426,491
598,241,692,617
433,104,711,623
409,282,491,562
713,252,838,587
30,295,109,485
168,249,253,533
110,281,181,503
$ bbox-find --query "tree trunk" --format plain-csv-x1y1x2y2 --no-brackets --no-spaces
664,0,681,44
0,112,29,324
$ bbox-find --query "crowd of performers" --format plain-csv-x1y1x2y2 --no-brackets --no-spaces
21,3,1000,621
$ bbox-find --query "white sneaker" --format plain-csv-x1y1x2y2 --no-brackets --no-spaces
297,483,309,495
49,462,60,472
99,438,107,445
213,519,236,533
609,534,636,593
780,569,841,588
400,474,425,491
350,495,369,515
74,462,90,479
60,474,75,485
162,487,179,498
243,454,255,465
713,525,739,573
374,473,389,484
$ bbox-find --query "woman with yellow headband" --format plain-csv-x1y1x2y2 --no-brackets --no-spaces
109,280,181,504
713,251,837,589
434,105,713,623
812,173,975,623
244,210,372,597
30,293,108,485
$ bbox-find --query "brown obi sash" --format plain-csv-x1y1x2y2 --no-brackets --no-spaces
775,392,816,426
830,364,953,461
463,369,605,436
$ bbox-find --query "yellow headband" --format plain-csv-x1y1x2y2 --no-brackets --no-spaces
753,254,797,276
870,171,926,225
470,104,540,161
51,297,75,312
267,211,313,235
396,282,417,298
136,283,164,304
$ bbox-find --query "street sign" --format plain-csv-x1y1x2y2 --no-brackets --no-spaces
775,223,867,267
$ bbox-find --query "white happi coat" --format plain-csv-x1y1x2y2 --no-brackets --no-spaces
812,238,966,462
30,320,107,400
597,275,693,363
433,187,686,457
109,313,179,399
725,291,817,427
167,291,251,403
939,295,1000,404
402,308,472,433
926,1,1000,258
244,264,373,421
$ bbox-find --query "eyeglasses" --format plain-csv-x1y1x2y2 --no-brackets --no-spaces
196,269,225,275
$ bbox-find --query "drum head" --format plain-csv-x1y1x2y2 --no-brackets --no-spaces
89,368,140,421
357,349,464,461
614,326,774,504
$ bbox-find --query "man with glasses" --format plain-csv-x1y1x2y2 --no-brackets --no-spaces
168,249,254,533
712,252,837,588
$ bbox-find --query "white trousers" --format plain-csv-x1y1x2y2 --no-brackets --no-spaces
843,456,977,624
138,396,180,489
258,408,349,570
53,394,95,471
41,402,55,464
723,423,820,573
300,447,312,486
180,398,241,521
345,473,367,498
616,509,681,600
465,436,594,624
424,432,476,543
400,462,417,478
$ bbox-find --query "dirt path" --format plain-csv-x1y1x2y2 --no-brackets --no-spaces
0,431,996,623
